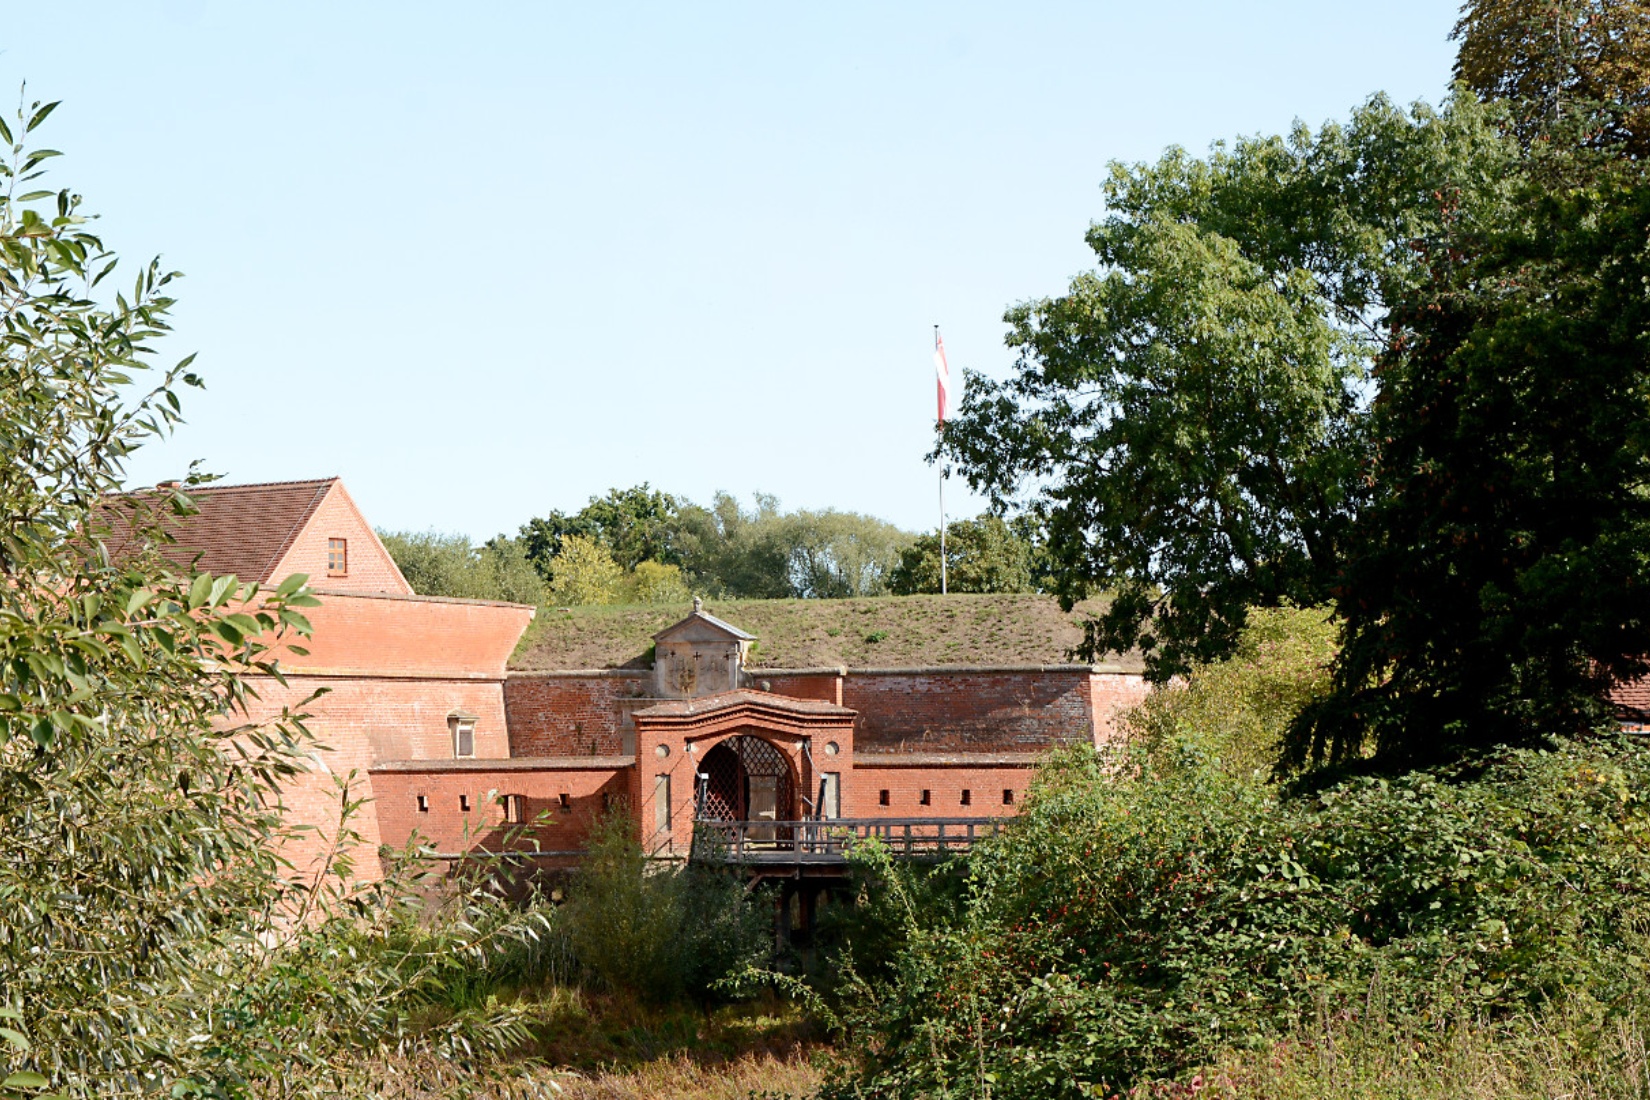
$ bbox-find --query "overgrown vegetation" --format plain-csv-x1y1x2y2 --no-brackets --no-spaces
562,817,768,1005
822,616,1650,1096
376,529,547,604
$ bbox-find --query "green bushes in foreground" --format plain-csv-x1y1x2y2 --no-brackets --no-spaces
563,817,769,1005
824,734,1650,1098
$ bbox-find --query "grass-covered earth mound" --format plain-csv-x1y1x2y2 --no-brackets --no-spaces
510,593,1142,672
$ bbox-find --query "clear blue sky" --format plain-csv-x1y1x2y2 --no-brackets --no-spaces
7,3,1461,540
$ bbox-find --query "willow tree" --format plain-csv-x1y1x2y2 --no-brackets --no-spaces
0,95,326,1092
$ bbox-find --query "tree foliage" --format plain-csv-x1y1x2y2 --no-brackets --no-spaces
0,94,323,1090
888,514,1037,595
941,94,1520,681
1454,0,1650,155
376,529,545,604
0,101,570,1094
519,484,684,578
515,488,916,601
1288,161,1650,769
547,533,626,606
1123,604,1337,778
779,507,914,598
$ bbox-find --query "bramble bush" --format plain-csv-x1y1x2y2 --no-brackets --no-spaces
825,732,1650,1098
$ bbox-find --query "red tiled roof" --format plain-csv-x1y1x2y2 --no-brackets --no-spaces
99,478,336,583
1613,676,1650,724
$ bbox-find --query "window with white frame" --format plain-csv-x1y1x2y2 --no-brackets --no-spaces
449,712,477,759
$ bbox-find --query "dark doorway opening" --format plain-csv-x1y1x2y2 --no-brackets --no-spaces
697,734,797,838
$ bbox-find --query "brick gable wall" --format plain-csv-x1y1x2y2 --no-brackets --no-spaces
271,483,412,595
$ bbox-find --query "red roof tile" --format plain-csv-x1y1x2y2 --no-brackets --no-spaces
1613,676,1650,724
99,478,337,583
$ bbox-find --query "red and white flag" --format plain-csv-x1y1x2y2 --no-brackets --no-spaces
933,329,950,424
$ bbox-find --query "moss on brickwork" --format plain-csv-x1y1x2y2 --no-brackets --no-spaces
510,593,1143,672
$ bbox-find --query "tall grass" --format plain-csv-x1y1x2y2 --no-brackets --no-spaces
1171,1003,1650,1099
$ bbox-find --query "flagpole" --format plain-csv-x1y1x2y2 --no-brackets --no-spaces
935,324,948,596
939,467,948,595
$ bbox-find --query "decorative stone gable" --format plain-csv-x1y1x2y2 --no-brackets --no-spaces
651,598,754,699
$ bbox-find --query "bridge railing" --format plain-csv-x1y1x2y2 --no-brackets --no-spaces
692,816,1004,865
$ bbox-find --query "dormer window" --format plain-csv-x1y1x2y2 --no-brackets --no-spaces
449,712,477,758
327,538,348,576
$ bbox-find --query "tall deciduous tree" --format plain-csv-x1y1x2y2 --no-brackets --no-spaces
518,484,684,578
889,514,1036,595
941,95,1519,680
0,96,324,1088
1288,166,1650,769
1454,0,1650,155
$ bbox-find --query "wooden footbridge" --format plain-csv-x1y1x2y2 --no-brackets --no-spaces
691,816,1003,877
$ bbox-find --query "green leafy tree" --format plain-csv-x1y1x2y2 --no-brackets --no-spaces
939,94,1519,681
1454,0,1650,155
377,529,545,604
626,559,692,604
0,95,325,1090
888,514,1036,595
1288,165,1650,770
780,508,914,598
548,534,625,605
674,492,794,599
1123,604,1337,777
518,484,683,578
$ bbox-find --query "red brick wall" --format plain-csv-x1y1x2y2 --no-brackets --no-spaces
1090,672,1152,742
843,669,1100,753
505,673,647,755
265,676,514,764
243,673,514,882
227,588,532,885
753,671,842,705
267,590,534,680
271,482,412,595
371,765,630,855
504,668,1150,764
846,761,1037,819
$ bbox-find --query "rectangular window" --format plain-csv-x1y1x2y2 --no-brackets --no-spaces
821,773,840,819
502,794,525,824
453,720,475,759
416,794,429,813
459,794,471,813
653,774,671,838
920,789,931,806
1003,788,1015,805
326,538,348,576
878,789,890,807
960,789,972,807
558,792,571,811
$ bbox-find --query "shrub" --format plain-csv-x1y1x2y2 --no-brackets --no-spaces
627,559,693,604
825,736,1650,1098
1123,604,1337,777
561,816,767,1004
